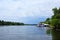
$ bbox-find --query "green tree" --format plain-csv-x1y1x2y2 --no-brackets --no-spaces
51,7,60,29
45,18,51,24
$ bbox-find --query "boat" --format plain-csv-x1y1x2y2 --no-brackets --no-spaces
37,23,49,27
37,23,44,27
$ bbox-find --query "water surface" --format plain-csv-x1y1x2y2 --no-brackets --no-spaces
0,26,60,40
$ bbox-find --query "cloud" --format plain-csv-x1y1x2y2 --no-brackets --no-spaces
0,0,60,23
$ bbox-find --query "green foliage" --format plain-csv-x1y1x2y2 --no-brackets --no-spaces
50,19,60,27
52,7,58,15
52,7,60,15
51,8,60,28
45,18,51,24
51,7,60,29
45,7,60,29
52,14,60,19
0,20,24,25
46,18,50,21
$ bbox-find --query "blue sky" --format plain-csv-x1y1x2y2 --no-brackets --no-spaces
0,0,60,24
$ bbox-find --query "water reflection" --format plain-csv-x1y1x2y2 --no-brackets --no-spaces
46,28,60,40
51,30,60,40
46,28,51,36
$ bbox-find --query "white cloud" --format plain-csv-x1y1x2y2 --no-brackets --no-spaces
0,0,60,23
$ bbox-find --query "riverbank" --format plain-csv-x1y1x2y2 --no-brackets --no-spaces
0,20,24,25
43,8,60,29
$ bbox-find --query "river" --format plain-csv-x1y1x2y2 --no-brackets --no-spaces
0,26,60,40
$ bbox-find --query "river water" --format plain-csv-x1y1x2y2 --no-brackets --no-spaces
0,26,60,40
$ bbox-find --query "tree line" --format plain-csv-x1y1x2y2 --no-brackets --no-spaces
45,7,60,29
0,20,24,25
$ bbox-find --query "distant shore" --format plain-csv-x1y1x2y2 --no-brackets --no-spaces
0,20,37,26
0,20,24,25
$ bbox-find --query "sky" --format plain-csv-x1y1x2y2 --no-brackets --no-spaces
0,0,60,24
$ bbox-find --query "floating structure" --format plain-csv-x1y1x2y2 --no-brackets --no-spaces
37,23,49,27
43,24,49,27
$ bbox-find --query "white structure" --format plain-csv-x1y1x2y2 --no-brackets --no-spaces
37,23,49,27
43,24,49,27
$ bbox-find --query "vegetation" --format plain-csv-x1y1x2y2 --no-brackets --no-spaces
45,7,60,29
0,20,24,25
45,18,51,24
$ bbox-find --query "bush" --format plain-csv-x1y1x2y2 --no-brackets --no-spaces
50,19,60,29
